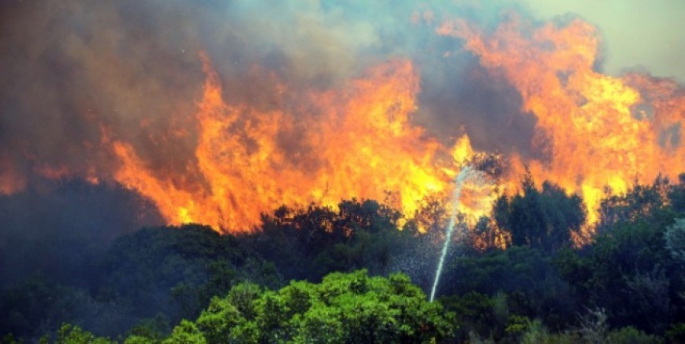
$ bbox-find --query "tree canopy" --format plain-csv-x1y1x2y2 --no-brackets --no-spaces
4,176,685,342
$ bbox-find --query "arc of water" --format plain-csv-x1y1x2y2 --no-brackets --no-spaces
429,165,474,302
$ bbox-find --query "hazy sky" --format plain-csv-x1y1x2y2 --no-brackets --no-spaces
523,0,685,82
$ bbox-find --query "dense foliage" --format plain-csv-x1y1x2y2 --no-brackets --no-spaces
168,270,452,343
0,225,279,341
3,174,685,343
244,199,412,281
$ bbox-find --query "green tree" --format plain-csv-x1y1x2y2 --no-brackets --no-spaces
101,224,279,323
494,174,585,252
55,324,113,344
171,270,453,343
162,320,206,344
556,179,685,335
250,199,407,282
440,246,576,338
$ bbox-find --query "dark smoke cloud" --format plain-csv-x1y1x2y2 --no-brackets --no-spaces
0,0,538,183
1,0,679,286
0,1,205,181
416,59,538,159
3,0,680,184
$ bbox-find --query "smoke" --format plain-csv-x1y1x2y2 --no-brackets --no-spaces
0,1,203,185
0,0,538,185
2,0,681,180
1,0,684,282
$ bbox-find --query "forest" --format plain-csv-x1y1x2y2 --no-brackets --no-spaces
2,173,685,343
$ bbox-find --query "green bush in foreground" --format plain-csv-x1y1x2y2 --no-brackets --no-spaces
30,270,453,344
173,269,454,343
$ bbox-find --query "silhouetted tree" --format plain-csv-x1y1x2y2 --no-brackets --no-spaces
495,174,585,252
248,199,407,282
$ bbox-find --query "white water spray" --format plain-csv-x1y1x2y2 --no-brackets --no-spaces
429,165,478,302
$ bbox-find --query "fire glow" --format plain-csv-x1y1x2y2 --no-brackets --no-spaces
2,5,684,240
438,14,685,226
110,57,495,232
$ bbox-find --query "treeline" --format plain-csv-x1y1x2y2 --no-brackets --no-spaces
3,174,685,342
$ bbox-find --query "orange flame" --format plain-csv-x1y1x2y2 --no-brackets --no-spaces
438,14,685,231
110,57,495,232
8,9,683,244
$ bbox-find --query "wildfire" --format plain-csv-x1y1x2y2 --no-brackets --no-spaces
438,13,685,229
110,56,494,232
4,6,684,241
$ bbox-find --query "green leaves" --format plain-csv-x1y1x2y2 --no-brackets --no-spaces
494,175,584,252
55,324,114,344
252,199,406,281
165,270,453,343
163,320,206,344
195,297,242,343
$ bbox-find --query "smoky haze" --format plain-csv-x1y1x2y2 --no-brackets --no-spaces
0,0,682,286
2,0,683,185
0,0,539,190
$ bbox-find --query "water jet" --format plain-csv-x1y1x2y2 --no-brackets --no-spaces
429,165,478,302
